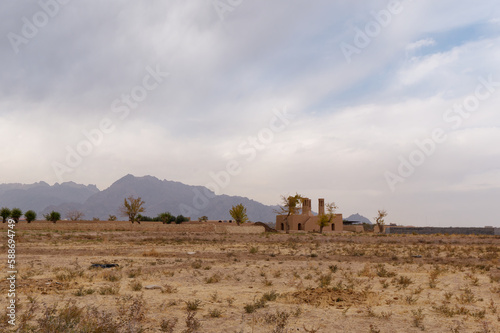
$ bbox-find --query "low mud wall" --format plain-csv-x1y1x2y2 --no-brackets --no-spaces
386,227,499,235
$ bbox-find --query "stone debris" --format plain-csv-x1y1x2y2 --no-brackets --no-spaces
144,285,163,290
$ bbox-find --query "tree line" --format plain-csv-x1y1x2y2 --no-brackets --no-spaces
2,194,387,231
119,196,247,225
1,207,64,223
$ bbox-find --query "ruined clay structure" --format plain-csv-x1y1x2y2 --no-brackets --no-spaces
275,198,343,232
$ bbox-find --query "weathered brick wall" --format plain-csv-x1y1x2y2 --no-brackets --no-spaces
343,225,364,233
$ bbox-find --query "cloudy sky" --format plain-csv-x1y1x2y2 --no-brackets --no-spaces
1,1,499,227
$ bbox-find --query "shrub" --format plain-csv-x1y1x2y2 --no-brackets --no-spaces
102,270,121,282
130,280,142,291
11,208,22,223
376,264,396,278
37,301,121,332
262,290,279,302
329,265,338,273
185,299,202,311
318,274,332,288
44,211,61,223
24,210,37,223
162,284,178,294
244,298,267,313
98,285,120,295
191,260,203,269
411,308,425,330
205,273,221,284
208,308,222,318
127,268,142,278
0,207,11,223
159,318,178,332
185,310,201,332
395,275,413,289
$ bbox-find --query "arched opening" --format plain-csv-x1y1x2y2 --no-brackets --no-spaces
298,223,302,230
281,223,284,230
218,220,222,223
331,223,335,231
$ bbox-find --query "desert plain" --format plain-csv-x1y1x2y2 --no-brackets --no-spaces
1,221,500,332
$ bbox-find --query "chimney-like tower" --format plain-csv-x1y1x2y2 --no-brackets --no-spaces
318,198,325,215
302,198,312,215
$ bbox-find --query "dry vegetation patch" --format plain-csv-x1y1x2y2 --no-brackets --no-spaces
286,287,368,308
1,221,499,332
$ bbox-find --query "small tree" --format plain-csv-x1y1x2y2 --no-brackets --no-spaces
66,210,85,221
120,196,145,224
11,208,22,223
175,215,188,224
374,209,388,233
275,194,303,234
44,211,61,223
108,215,117,221
229,204,249,225
24,210,37,223
317,202,338,233
198,216,208,222
158,212,174,224
1,207,11,223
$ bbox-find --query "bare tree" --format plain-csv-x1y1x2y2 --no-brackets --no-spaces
119,196,145,224
374,209,388,233
66,210,85,221
275,193,303,234
317,202,338,233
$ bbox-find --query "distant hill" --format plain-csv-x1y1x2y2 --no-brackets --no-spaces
2,175,279,222
0,181,99,213
345,213,372,224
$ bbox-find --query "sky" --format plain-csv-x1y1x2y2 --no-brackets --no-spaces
1,0,499,227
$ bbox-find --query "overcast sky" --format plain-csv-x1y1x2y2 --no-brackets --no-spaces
1,1,499,227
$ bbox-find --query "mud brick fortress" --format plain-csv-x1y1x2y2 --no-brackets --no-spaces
275,198,343,232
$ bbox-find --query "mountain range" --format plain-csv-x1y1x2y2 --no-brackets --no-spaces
0,175,279,222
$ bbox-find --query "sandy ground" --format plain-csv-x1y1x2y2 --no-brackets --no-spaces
1,220,500,332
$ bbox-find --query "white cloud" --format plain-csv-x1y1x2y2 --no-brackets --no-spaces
0,1,500,226
406,38,436,51
399,48,461,86
489,17,500,25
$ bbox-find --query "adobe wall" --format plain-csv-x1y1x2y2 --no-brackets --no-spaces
214,225,265,234
343,225,364,233
145,224,265,234
275,214,343,232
